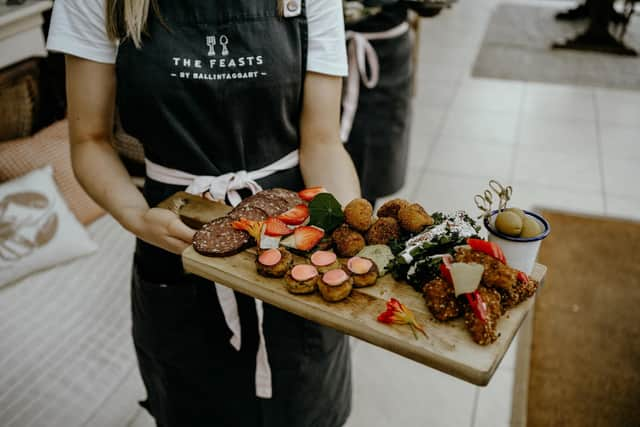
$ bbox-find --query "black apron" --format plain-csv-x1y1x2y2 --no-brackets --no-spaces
343,5,413,202
116,2,352,426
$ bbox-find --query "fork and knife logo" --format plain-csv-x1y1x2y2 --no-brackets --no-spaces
206,35,230,57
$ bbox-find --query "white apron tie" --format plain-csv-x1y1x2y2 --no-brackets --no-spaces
340,21,410,143
145,149,300,399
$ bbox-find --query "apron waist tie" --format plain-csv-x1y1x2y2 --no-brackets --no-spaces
340,21,410,143
145,149,300,399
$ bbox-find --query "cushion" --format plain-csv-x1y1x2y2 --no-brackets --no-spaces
0,120,105,225
0,165,98,288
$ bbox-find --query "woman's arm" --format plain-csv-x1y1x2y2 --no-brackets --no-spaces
66,55,195,254
299,72,361,206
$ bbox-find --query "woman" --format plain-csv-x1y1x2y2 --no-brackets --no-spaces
341,1,414,205
47,1,360,426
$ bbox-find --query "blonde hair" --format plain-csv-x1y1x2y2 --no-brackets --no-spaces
106,0,286,48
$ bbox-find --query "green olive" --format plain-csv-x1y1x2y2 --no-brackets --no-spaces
495,211,523,236
520,216,543,238
505,207,526,222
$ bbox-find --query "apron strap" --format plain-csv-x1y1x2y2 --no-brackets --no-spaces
145,151,300,399
340,21,410,143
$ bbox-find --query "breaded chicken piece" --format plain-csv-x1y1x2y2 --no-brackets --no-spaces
464,286,502,345
365,217,400,245
499,277,539,309
377,198,410,219
344,198,373,232
422,277,462,321
454,248,518,291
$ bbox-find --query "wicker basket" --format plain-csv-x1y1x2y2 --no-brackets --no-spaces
0,59,40,142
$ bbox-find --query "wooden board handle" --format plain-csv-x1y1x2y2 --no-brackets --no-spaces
157,191,232,229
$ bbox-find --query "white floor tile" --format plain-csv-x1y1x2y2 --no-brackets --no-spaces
605,196,640,221
473,368,515,427
451,78,524,113
413,171,489,216
599,124,640,161
602,157,640,199
500,331,520,371
596,88,640,127
523,83,595,121
412,105,448,136
415,79,459,108
508,182,605,216
345,340,476,427
513,147,602,194
441,108,519,145
427,139,513,182
129,409,154,427
519,116,598,155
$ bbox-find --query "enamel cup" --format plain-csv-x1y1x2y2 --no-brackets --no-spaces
484,210,550,275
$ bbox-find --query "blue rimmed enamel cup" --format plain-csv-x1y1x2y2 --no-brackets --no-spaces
484,210,551,274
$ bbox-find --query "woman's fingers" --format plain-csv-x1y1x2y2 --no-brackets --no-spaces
167,215,197,243
164,235,192,255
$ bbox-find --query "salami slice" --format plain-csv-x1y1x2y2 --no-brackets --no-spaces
228,205,268,221
193,217,250,257
260,188,304,209
237,193,289,217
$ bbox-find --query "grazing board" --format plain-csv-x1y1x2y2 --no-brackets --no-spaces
165,192,547,385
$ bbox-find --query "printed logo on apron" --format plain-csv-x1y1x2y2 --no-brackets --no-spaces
170,35,267,81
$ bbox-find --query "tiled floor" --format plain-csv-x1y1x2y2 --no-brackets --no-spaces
131,0,640,426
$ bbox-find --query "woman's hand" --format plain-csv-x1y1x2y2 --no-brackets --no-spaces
122,207,197,255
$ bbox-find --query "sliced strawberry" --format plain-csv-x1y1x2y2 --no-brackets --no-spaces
467,238,507,264
278,204,310,225
231,218,263,242
294,226,324,251
264,217,294,237
298,186,327,202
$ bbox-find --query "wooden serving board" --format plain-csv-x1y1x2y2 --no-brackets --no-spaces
183,246,545,386
163,192,546,385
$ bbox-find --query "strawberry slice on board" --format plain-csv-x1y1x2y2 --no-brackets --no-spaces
264,217,294,237
298,186,327,202
467,238,507,264
293,226,324,251
278,204,310,225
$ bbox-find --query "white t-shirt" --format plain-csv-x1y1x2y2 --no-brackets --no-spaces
47,0,348,76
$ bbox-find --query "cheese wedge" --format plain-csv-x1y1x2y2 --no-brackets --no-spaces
450,263,484,296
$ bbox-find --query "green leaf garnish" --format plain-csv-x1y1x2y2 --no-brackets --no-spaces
308,193,345,233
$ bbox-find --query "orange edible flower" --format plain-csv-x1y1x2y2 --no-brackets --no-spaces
231,218,264,243
377,298,427,339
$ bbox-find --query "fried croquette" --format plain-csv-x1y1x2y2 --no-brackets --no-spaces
331,225,366,257
344,198,373,232
365,217,400,245
397,203,434,233
376,198,410,219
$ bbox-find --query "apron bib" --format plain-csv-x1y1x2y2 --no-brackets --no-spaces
117,2,351,426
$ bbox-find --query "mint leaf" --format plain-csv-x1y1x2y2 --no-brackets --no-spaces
308,193,344,233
